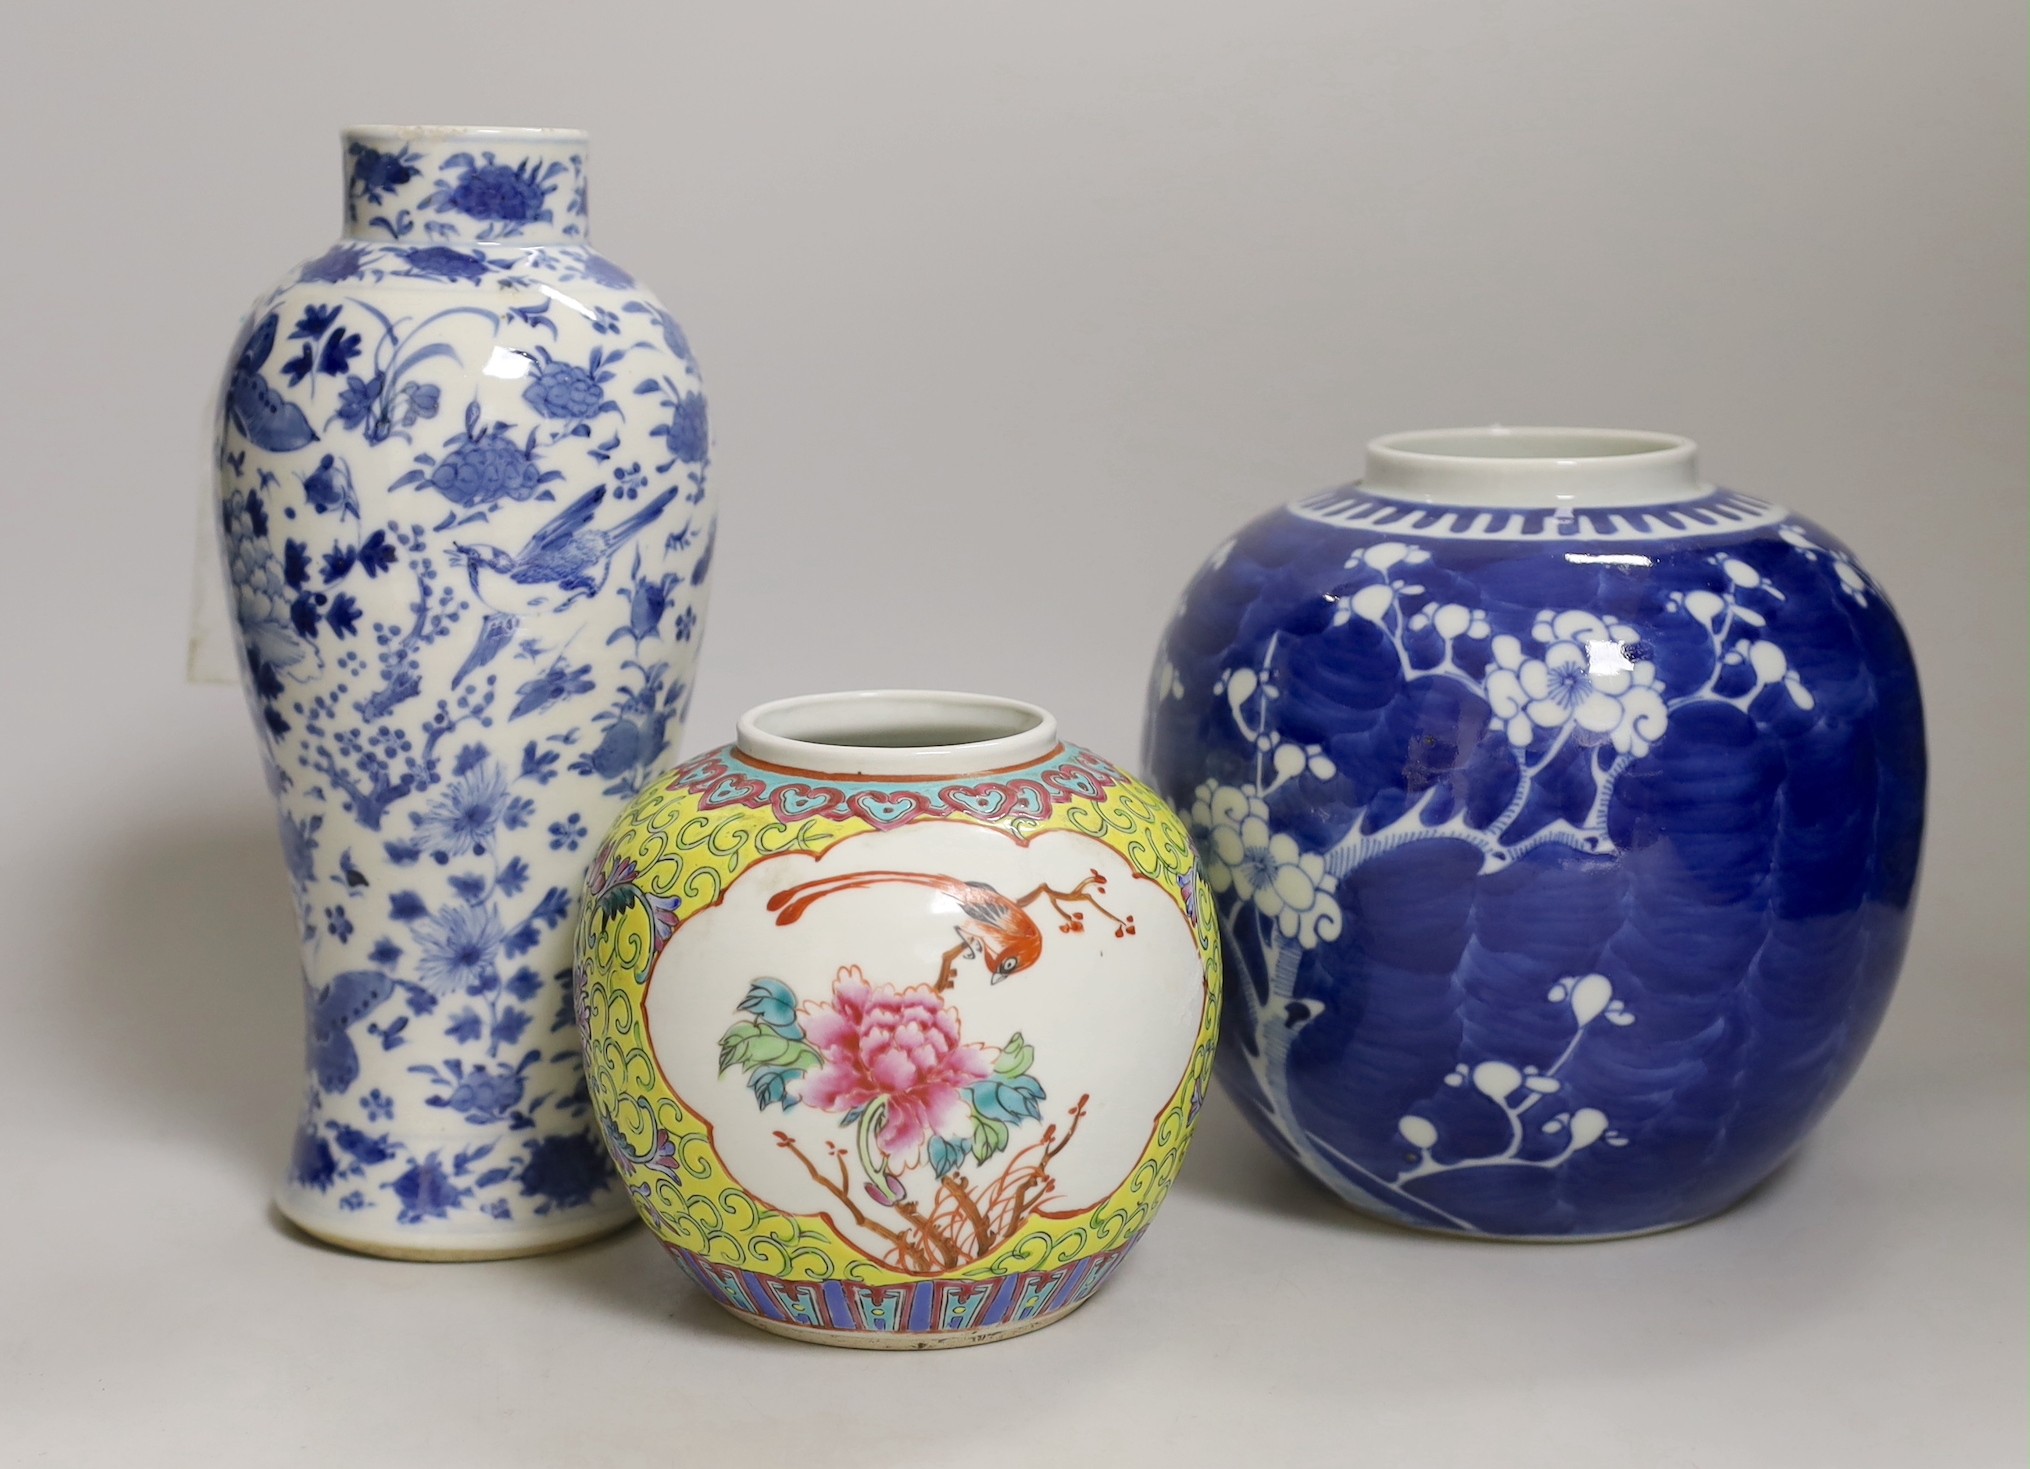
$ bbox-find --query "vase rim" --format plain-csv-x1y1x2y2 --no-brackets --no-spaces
1362,426,1704,509
734,690,1060,778
344,124,589,144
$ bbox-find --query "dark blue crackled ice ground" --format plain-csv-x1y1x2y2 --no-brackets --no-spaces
1144,495,1924,1237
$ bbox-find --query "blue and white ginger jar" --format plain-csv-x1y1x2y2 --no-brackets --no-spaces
215,125,713,1258
1143,427,1924,1239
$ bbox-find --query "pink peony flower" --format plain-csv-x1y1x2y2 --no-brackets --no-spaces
799,967,991,1164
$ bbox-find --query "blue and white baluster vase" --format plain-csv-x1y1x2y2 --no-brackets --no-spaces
1144,427,1924,1240
215,125,714,1258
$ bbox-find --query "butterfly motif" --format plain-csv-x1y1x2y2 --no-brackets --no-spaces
306,969,395,1093
226,311,319,453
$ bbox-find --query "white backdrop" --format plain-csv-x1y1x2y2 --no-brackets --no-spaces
0,3,2022,1465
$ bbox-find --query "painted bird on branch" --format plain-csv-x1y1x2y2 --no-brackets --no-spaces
447,482,679,686
766,868,1134,992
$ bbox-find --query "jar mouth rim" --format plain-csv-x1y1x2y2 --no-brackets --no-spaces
734,691,1060,779
1370,426,1693,464
1363,426,1703,509
344,124,589,145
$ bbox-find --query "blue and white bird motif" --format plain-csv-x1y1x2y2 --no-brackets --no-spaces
449,484,680,684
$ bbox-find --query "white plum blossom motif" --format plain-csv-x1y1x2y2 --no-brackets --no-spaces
1779,524,1872,605
1388,974,1635,1202
1663,590,1815,713
1183,540,1827,1233
1192,780,1342,948
1336,541,1433,627
1410,602,1491,642
1220,668,1338,787
1483,611,1670,758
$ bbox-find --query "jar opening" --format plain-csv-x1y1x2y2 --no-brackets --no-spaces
734,691,1060,777
344,124,589,145
1362,426,1703,510
1381,428,1685,461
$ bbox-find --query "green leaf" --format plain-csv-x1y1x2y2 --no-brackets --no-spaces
993,1032,1035,1079
971,1114,1010,1165
742,1034,819,1071
717,1021,764,1074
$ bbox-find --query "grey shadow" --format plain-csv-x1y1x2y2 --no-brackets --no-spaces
70,814,302,1186
1177,1082,1822,1245
1176,1082,1880,1395
528,1223,773,1343
263,1198,754,1345
267,1200,350,1254
1173,1087,1401,1234
262,1197,765,1344
1689,1145,1810,1227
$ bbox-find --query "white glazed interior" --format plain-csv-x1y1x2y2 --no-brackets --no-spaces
735,690,1060,777
1363,426,1705,509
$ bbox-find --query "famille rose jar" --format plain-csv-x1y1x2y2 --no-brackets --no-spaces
1144,428,1925,1240
575,691,1220,1347
217,125,712,1259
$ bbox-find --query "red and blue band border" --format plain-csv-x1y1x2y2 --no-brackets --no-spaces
666,1238,1139,1337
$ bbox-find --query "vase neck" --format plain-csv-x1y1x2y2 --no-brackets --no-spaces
1362,426,1704,510
341,126,589,245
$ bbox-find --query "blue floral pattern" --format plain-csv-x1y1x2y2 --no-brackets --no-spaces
344,129,587,244
218,128,711,1251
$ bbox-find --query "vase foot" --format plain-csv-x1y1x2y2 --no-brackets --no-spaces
275,1194,637,1262
718,1294,1092,1350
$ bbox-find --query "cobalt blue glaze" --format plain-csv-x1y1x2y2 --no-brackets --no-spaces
1143,451,1924,1239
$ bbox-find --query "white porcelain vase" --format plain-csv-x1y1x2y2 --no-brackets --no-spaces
215,125,713,1259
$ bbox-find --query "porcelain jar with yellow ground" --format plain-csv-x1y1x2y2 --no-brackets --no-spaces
575,691,1221,1347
